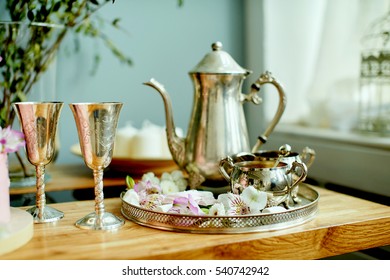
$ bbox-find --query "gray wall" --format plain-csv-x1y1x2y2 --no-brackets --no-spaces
55,0,246,164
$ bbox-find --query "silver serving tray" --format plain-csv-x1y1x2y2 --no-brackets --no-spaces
120,184,319,234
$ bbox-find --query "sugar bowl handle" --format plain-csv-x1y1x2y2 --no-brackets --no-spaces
219,156,234,182
300,147,316,168
286,161,307,194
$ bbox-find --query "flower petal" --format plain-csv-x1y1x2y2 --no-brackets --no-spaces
241,186,267,213
161,180,179,194
155,203,173,213
123,189,140,206
1,126,25,153
208,203,226,216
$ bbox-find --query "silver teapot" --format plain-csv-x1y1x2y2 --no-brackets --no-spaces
144,42,286,189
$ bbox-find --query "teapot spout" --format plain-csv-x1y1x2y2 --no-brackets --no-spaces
143,79,186,168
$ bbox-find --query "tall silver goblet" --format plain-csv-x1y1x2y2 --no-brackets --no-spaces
13,101,64,223
69,102,124,230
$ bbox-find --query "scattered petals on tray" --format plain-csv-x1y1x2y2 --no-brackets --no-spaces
122,171,288,216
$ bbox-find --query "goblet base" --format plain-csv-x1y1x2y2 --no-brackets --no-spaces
75,212,124,230
26,205,64,223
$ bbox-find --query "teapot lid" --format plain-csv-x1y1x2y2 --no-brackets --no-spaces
190,42,250,74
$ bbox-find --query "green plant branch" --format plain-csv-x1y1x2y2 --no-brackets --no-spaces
1,0,184,177
1,0,133,128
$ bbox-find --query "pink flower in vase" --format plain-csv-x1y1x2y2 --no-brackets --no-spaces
0,126,25,154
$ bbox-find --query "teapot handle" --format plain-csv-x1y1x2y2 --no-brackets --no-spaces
245,71,287,153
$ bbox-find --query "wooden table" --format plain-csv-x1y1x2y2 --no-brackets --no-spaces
1,185,389,260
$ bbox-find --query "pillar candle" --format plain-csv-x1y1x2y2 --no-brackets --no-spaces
113,123,138,158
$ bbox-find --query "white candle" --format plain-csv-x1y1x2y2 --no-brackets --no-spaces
131,121,163,159
113,123,138,158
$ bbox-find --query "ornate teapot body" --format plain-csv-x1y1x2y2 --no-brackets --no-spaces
144,42,286,189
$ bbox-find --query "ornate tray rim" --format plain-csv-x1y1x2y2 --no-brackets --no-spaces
120,184,319,234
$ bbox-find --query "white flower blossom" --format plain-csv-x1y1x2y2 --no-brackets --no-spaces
170,170,187,191
228,195,251,216
141,172,160,184
161,180,180,194
161,170,187,192
208,203,226,216
241,186,267,213
217,192,236,213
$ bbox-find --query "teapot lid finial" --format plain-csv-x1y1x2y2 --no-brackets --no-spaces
212,41,223,51
190,41,250,74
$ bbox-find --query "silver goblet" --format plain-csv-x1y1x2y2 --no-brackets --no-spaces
69,102,124,230
13,101,64,223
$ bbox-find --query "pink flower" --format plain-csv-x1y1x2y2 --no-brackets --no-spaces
139,193,164,210
134,179,161,195
0,126,25,154
170,193,203,215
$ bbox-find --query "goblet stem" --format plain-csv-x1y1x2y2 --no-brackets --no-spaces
93,169,105,226
26,164,64,223
75,168,124,229
36,165,46,219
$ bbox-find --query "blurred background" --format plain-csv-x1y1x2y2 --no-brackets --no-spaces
2,0,390,200
54,0,247,164
2,0,389,259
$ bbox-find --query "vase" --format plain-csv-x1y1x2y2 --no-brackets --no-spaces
0,153,11,225
0,21,62,188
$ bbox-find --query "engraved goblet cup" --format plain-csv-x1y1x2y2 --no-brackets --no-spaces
13,101,64,223
69,102,124,230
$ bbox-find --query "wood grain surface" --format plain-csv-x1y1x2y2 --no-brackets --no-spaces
1,185,389,260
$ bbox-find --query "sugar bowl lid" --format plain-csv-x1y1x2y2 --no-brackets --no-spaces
190,41,250,74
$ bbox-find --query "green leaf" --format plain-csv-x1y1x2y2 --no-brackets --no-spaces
15,91,27,102
52,1,61,12
112,18,120,27
126,175,135,190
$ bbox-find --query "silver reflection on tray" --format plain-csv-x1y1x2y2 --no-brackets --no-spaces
13,101,64,223
69,102,124,230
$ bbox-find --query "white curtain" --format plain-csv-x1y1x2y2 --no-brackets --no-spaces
262,0,390,131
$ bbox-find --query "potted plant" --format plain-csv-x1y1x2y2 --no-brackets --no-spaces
0,0,132,183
